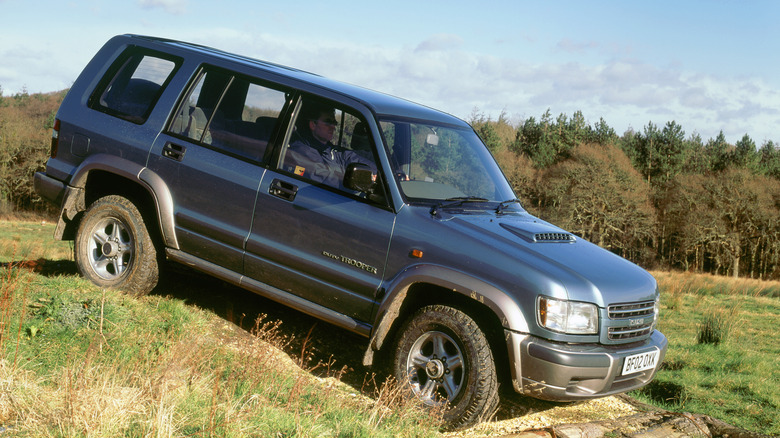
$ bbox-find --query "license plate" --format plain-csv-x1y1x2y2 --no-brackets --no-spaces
621,349,659,375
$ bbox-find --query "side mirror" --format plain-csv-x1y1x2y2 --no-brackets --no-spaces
344,162,375,193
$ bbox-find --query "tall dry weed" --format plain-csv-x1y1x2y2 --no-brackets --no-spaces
0,260,32,369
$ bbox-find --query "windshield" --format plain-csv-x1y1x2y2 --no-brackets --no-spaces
379,119,515,203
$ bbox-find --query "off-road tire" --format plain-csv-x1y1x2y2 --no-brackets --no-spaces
393,304,499,430
75,195,159,296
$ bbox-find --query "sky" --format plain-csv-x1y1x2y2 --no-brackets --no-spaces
1,0,779,145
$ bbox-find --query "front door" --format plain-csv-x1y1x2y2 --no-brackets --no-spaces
244,96,394,322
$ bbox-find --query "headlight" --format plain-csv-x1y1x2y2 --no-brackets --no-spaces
538,296,598,334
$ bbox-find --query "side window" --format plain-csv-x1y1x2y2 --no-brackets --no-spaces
91,51,178,124
169,69,229,144
170,69,288,161
281,97,377,192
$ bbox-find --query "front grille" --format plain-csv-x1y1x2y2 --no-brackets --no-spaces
607,300,656,341
609,301,655,319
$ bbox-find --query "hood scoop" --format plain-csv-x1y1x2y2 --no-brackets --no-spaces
500,223,576,243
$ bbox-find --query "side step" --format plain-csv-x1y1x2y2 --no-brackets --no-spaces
165,248,372,337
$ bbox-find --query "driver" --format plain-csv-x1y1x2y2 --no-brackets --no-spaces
284,103,374,189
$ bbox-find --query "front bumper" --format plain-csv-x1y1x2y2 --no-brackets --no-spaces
507,330,667,401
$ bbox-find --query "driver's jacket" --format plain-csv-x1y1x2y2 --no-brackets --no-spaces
283,132,374,189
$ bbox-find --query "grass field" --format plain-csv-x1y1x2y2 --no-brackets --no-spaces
1,220,778,436
0,220,71,261
634,271,780,435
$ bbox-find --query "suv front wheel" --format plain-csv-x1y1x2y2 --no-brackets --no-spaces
393,304,499,430
75,195,159,296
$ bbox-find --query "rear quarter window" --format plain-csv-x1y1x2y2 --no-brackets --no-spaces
89,49,180,124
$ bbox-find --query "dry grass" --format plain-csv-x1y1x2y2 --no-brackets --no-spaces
652,270,780,299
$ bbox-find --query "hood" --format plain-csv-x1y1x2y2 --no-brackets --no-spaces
437,210,657,308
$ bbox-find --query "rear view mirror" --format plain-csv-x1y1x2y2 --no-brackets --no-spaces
426,133,439,146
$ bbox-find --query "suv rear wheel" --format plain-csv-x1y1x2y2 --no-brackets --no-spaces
393,304,499,430
75,195,159,296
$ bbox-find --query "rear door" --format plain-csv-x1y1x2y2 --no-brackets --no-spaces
147,67,291,271
244,95,395,322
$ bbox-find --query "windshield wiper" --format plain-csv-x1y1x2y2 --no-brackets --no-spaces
430,197,490,216
496,198,523,214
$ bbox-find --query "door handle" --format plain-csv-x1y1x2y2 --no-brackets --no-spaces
163,143,186,161
269,179,298,201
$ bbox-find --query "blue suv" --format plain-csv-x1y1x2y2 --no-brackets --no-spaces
34,35,667,430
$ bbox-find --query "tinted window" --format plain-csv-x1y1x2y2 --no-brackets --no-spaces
170,69,289,161
91,51,178,124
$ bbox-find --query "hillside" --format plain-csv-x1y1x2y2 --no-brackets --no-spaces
1,220,777,437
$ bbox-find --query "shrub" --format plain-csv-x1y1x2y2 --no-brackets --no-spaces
0,90,64,215
697,306,740,345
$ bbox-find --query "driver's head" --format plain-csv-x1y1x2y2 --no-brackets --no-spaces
303,104,337,144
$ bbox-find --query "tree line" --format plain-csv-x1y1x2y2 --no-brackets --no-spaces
2,87,779,279
472,108,780,280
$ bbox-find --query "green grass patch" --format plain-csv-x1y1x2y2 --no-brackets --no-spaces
0,219,72,262
633,271,780,435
